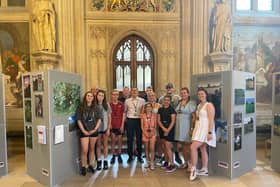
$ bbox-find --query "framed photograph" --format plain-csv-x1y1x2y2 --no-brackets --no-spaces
24,100,32,122
35,94,43,118
68,115,78,132
23,75,31,98
274,114,280,136
246,98,255,114
25,126,33,149
234,127,242,151
234,89,245,105
244,117,254,134
233,112,242,124
215,119,227,144
246,77,255,90
32,74,44,92
53,82,80,116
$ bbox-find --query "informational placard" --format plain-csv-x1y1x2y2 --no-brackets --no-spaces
37,125,47,144
54,125,64,144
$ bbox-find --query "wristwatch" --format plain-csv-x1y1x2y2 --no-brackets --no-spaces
208,131,212,134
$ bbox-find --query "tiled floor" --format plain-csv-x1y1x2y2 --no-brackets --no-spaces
1,137,280,187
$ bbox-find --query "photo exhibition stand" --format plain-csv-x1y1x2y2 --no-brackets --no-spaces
22,70,82,186
191,70,256,179
0,73,8,177
272,72,280,172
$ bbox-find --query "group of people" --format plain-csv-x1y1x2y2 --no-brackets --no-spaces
76,83,216,181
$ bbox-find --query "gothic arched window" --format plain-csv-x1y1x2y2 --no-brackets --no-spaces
113,35,154,91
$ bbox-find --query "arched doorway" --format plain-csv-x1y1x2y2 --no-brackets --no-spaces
113,34,154,92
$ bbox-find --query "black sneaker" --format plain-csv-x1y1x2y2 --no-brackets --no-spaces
118,154,123,164
103,160,108,170
96,160,102,171
88,165,95,173
137,156,144,164
81,167,86,176
165,164,176,173
161,161,169,169
110,155,116,165
175,152,183,165
127,156,133,164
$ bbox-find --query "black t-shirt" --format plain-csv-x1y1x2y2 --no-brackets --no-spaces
158,105,176,128
76,105,102,131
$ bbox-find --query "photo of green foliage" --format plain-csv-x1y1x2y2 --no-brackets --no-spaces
53,82,80,116
24,100,32,122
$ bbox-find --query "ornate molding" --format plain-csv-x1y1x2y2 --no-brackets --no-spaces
89,25,106,39
208,52,233,72
32,51,61,70
88,0,176,13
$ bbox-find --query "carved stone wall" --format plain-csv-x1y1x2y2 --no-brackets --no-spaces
85,23,180,94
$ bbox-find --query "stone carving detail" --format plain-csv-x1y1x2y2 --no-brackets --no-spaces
89,26,106,40
32,0,56,52
90,0,176,12
210,0,232,54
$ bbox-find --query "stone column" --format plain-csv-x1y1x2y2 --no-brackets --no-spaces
30,0,61,71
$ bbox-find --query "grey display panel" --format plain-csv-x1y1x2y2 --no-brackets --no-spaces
272,72,280,172
23,70,82,186
191,71,256,179
0,74,8,176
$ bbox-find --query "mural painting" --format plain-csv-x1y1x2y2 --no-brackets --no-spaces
0,23,30,107
90,0,175,12
233,26,280,104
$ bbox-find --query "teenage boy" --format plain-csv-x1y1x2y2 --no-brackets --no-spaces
110,90,125,164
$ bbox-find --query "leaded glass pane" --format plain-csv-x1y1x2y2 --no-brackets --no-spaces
124,65,131,88
123,40,131,61
144,66,152,88
258,0,272,11
144,46,151,61
116,65,123,90
116,48,122,61
137,65,144,91
236,0,251,10
136,40,144,61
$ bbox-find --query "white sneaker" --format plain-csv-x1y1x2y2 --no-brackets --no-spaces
150,162,155,170
189,167,197,181
197,168,208,176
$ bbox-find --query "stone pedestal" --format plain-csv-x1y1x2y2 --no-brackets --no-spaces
208,52,233,72
32,51,61,71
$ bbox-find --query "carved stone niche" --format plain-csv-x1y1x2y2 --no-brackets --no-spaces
32,51,61,71
208,52,233,72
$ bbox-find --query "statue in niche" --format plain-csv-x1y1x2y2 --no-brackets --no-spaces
210,0,232,53
32,0,56,52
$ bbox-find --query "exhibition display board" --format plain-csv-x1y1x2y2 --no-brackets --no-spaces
22,70,82,186
191,70,256,179
272,72,280,172
0,73,8,177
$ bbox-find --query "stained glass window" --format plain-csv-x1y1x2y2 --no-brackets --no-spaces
113,35,154,91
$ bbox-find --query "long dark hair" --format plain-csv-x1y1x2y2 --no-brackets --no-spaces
80,91,95,114
95,89,108,111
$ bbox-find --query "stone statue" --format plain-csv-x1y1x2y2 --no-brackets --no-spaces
211,0,232,53
32,0,56,52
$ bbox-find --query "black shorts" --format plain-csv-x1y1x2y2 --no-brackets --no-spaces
111,128,122,136
158,128,175,142
98,131,107,135
79,131,98,138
